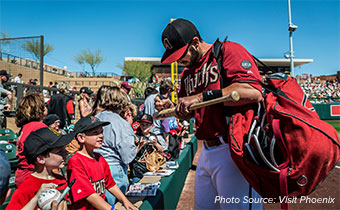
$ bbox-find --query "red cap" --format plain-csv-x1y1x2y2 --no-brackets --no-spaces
121,81,133,89
161,19,199,64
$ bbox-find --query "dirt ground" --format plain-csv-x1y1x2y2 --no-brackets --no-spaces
176,140,340,210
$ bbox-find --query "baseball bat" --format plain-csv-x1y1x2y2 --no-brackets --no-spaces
153,90,240,120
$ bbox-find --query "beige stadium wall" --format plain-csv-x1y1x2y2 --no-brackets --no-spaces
1,60,121,132
0,60,120,92
54,77,119,93
0,60,70,86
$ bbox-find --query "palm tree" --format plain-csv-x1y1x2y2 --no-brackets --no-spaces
20,39,54,60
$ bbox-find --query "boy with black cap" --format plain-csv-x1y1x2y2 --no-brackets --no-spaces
67,116,137,210
130,113,163,183
7,127,73,209
136,113,163,152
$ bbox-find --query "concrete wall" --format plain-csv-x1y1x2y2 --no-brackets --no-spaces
0,60,71,86
0,60,120,92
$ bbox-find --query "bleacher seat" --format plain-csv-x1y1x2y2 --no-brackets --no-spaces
0,128,17,143
0,128,18,188
0,143,16,161
0,129,18,209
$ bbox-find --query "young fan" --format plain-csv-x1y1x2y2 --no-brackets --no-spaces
7,128,73,209
131,113,163,184
67,116,137,210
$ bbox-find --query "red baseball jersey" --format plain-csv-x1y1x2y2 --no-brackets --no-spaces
7,174,68,210
66,152,116,210
178,41,262,140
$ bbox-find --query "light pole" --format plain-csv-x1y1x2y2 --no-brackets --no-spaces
287,0,298,77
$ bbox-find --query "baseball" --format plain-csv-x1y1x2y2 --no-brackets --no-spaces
37,189,61,210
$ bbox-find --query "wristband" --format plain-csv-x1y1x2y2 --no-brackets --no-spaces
202,89,223,101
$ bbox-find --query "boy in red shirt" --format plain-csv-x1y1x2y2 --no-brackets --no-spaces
7,127,74,209
67,116,137,210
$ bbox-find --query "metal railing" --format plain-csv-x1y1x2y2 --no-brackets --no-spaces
0,51,77,77
4,82,80,108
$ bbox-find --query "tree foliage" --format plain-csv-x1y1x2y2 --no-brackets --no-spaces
0,30,11,51
74,49,104,76
117,61,152,82
21,39,54,60
73,54,89,76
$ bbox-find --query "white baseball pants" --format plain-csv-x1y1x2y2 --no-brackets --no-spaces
195,143,263,209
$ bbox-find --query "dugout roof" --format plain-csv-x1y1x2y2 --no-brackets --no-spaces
124,57,313,67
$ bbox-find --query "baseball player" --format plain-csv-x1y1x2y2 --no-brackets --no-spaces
160,18,263,209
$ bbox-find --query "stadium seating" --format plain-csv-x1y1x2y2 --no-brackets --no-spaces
0,128,17,143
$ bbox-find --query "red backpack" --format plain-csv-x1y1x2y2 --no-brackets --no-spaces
212,39,340,209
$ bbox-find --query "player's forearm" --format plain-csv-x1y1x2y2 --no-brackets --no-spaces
222,82,262,106
86,193,112,210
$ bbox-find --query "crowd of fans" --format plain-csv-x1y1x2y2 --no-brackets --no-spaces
300,79,340,103
0,72,189,209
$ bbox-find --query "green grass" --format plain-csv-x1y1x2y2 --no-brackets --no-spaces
325,120,340,138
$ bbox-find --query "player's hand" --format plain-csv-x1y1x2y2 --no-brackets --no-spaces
176,94,202,117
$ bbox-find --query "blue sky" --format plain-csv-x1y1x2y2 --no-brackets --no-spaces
0,0,339,76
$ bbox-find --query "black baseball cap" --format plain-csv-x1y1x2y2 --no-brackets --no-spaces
138,113,153,124
24,127,75,164
80,87,93,95
43,114,60,126
74,116,110,134
0,70,10,81
161,18,199,64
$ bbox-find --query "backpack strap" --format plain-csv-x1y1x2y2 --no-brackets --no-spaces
272,119,289,210
252,55,276,74
211,37,232,125
212,37,226,88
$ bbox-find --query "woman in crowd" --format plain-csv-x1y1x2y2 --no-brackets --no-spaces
78,86,93,118
91,85,137,205
14,93,48,187
120,102,137,125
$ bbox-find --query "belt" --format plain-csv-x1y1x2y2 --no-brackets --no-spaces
203,135,228,148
